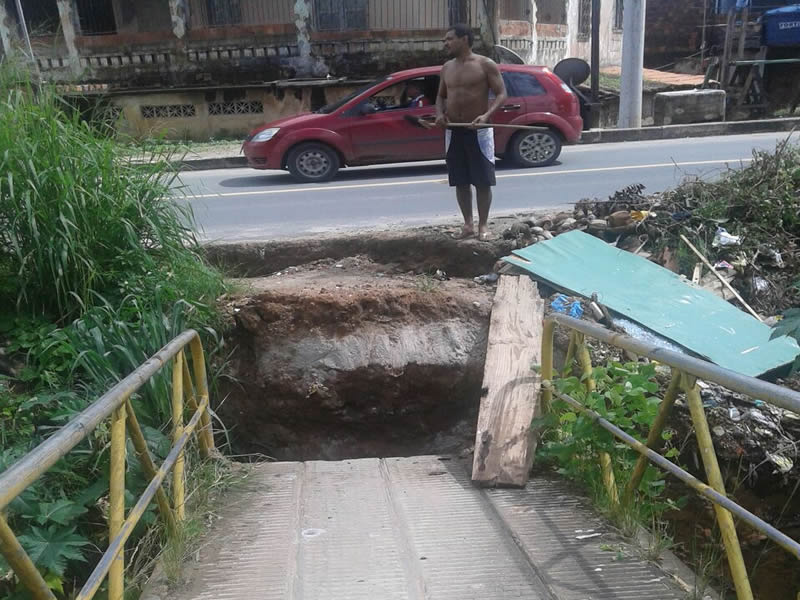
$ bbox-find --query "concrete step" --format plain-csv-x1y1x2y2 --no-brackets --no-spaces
148,457,690,600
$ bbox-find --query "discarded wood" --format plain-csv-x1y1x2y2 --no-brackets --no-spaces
692,262,703,285
472,275,544,488
679,234,763,322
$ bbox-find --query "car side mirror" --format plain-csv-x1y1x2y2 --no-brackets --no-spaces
359,103,378,115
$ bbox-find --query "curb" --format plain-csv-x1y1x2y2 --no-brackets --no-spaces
579,116,800,144
176,116,800,172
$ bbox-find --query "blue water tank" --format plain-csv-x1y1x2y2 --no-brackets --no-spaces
761,5,800,46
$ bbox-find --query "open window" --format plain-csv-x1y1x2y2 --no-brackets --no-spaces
75,0,117,35
362,76,438,113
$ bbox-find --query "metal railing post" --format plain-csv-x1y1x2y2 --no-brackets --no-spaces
124,399,178,536
624,370,682,503
189,337,215,453
172,351,186,522
182,359,209,459
109,404,127,600
0,513,55,600
683,373,754,600
575,332,596,392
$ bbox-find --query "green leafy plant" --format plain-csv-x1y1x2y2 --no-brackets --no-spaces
770,308,800,373
536,360,687,526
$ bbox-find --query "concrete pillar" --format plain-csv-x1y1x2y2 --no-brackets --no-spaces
618,0,646,128
56,0,81,73
169,0,188,39
530,0,538,64
0,1,20,57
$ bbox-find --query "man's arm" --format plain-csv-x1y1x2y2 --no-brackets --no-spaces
435,64,450,128
472,59,507,127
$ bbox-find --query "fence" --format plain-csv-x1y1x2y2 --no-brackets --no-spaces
0,331,215,600
541,313,800,600
187,0,483,31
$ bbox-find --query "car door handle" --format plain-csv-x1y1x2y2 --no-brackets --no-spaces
501,104,522,111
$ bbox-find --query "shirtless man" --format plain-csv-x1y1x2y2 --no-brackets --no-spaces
435,23,507,240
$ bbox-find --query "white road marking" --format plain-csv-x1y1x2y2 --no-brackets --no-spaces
184,158,753,200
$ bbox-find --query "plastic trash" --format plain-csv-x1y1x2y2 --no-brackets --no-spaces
568,301,584,319
550,294,569,312
714,260,734,270
473,272,499,284
712,227,741,247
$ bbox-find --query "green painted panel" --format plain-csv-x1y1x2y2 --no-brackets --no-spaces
505,231,799,377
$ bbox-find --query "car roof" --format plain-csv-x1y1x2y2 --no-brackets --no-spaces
388,64,550,80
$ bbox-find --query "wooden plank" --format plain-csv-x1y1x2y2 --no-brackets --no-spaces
472,275,544,488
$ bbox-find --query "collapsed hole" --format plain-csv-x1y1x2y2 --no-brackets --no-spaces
216,249,502,461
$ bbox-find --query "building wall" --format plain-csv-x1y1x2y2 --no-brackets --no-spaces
112,81,368,140
567,0,622,66
644,0,705,69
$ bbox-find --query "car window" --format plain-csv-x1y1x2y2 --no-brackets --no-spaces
365,76,438,111
315,77,386,114
503,72,546,97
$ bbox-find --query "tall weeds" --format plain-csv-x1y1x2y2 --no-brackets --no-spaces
0,61,227,597
0,62,219,321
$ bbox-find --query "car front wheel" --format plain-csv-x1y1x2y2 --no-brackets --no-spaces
509,128,562,168
286,142,340,182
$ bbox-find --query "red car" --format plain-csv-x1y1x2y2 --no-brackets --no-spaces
243,65,582,183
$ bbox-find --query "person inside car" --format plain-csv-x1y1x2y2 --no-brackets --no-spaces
404,81,432,108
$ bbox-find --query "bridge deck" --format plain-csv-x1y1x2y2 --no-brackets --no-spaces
150,456,690,600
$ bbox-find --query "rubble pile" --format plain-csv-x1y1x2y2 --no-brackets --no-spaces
499,142,800,319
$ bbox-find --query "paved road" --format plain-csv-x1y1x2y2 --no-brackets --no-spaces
177,132,792,242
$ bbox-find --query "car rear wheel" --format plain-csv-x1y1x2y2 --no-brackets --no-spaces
286,143,340,182
509,128,562,168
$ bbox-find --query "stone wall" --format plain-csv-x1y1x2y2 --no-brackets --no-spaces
644,0,705,69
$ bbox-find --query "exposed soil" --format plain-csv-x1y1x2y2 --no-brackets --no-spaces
218,252,499,461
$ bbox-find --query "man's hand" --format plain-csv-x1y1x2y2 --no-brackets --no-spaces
471,113,489,128
435,113,449,128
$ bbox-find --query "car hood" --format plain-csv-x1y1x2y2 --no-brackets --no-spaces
248,112,326,136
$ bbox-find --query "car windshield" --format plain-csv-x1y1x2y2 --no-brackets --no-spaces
315,77,388,114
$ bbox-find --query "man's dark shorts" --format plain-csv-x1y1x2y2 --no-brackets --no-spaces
445,127,496,187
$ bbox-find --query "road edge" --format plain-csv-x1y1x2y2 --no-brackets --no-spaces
175,117,800,172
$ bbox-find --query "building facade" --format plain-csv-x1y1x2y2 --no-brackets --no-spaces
0,0,622,140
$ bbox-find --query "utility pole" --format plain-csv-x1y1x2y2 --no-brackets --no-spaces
618,0,646,128
591,0,601,105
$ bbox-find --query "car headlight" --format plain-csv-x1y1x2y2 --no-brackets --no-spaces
251,127,280,142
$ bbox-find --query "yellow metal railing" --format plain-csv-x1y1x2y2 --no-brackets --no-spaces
541,313,800,600
0,330,215,600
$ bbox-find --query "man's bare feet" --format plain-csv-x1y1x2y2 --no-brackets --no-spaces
451,225,475,240
477,228,494,241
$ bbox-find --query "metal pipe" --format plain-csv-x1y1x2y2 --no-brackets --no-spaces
591,0,600,104
108,405,126,600
548,386,800,559
125,399,177,536
575,333,596,392
190,337,215,453
545,315,800,415
684,376,754,600
0,330,199,512
182,359,210,459
0,513,55,600
625,370,682,503
172,351,186,522
76,398,208,600
599,452,619,506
